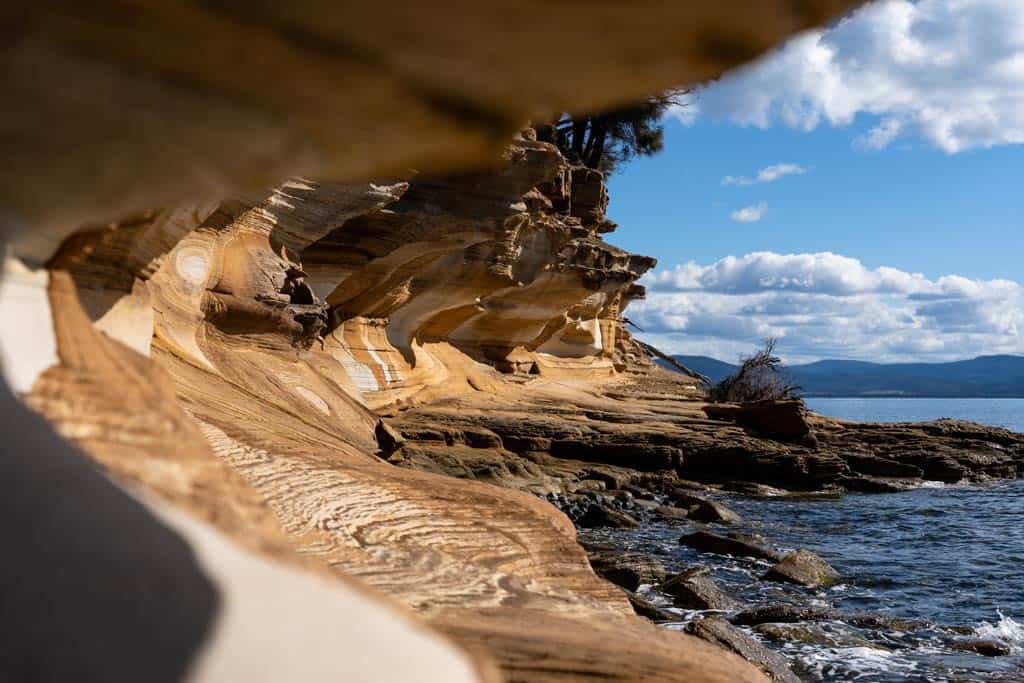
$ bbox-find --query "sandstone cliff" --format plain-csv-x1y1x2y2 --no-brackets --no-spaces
2,136,761,681
0,3,891,681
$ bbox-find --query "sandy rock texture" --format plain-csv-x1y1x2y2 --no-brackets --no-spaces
5,137,773,681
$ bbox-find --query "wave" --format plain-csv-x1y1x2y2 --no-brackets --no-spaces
975,610,1024,653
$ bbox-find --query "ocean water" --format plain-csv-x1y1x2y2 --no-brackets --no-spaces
586,398,1024,682
805,397,1024,433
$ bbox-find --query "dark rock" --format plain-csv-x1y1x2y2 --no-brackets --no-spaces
568,166,608,226
669,481,711,493
762,550,839,588
622,484,656,500
661,567,740,611
375,419,405,455
848,614,927,633
732,605,837,627
703,400,811,442
720,481,789,497
626,592,677,622
588,552,667,591
919,453,968,483
841,476,913,493
669,492,742,524
578,503,639,529
754,623,886,650
844,452,923,478
685,617,800,683
951,639,1011,657
679,531,782,562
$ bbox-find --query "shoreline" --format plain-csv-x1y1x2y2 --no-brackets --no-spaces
385,368,1024,680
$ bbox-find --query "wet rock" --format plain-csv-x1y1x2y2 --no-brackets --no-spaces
670,492,742,524
661,567,741,611
653,505,689,520
844,452,923,478
626,592,677,622
679,531,783,562
753,623,886,650
952,639,1011,657
841,475,914,493
577,503,639,529
732,605,837,627
669,481,712,494
762,550,839,588
685,617,800,683
622,484,656,500
848,614,927,633
720,481,790,497
919,453,969,483
588,551,667,591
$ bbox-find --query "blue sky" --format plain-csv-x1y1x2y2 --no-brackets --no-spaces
608,0,1024,364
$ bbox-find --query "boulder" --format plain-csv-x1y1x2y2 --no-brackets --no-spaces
680,531,782,562
660,567,741,611
669,492,742,524
732,605,838,627
653,505,689,520
588,552,667,591
762,550,839,588
720,482,789,497
753,623,885,650
847,614,927,633
577,503,640,529
626,593,677,622
685,617,801,683
951,639,1011,657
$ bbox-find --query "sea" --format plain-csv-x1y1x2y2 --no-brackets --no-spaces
585,398,1024,682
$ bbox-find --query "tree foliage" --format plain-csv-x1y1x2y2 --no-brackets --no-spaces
537,91,689,174
708,338,801,403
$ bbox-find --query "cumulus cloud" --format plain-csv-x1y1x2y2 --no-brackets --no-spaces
677,0,1024,153
632,251,1024,362
731,203,768,223
723,163,807,185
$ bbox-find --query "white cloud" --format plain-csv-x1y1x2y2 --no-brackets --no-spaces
632,251,1024,363
677,0,1024,153
731,203,768,223
723,163,806,185
854,118,903,150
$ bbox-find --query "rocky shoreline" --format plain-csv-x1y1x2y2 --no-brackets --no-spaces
385,368,1024,680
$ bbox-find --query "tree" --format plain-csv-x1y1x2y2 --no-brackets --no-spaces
707,338,801,403
538,90,690,173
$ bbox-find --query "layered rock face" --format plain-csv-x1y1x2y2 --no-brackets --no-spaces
0,2,880,681
4,138,767,681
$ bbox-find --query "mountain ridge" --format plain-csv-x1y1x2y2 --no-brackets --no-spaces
669,354,1024,398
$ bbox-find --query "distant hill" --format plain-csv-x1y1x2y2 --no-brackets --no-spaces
667,354,1024,398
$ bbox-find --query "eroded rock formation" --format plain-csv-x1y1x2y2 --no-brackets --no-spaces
4,136,769,681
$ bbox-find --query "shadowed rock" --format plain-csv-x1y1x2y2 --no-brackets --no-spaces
680,532,783,562
589,552,668,591
732,605,838,627
578,503,640,529
669,492,743,524
627,593,678,623
661,567,741,611
685,617,801,683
